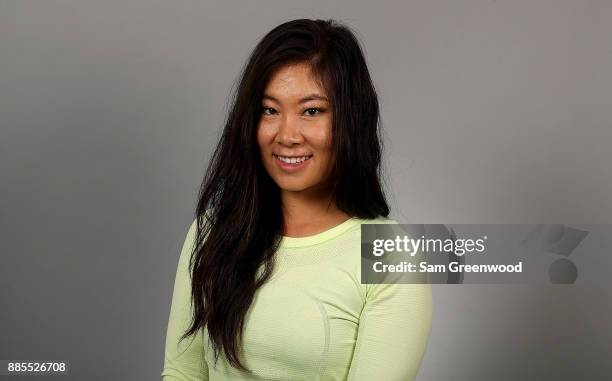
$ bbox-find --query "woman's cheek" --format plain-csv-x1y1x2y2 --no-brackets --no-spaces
258,122,277,141
307,126,332,148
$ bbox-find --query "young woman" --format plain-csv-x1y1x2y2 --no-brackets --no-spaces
162,19,432,380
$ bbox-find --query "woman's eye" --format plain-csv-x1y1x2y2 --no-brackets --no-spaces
304,108,323,117
262,107,277,115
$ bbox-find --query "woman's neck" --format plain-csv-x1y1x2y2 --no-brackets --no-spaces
280,187,351,238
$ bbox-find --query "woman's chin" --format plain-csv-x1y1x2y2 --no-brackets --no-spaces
274,180,315,193
277,184,311,193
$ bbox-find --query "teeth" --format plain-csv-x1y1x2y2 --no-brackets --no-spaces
276,155,311,164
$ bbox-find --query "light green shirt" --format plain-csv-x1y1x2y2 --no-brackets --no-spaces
162,217,432,380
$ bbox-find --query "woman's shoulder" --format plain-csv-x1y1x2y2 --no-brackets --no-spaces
359,215,400,225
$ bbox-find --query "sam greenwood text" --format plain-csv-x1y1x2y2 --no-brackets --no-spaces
373,261,523,273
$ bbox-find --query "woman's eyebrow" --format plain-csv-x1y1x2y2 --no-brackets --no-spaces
262,93,329,104
298,94,329,103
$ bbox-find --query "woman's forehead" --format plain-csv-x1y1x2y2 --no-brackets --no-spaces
264,63,328,101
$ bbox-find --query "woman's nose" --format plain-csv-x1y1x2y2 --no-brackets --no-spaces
276,114,303,146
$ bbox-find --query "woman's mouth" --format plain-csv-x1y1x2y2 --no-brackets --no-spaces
273,154,313,171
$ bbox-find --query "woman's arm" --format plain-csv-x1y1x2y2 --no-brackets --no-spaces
347,282,433,380
162,219,209,380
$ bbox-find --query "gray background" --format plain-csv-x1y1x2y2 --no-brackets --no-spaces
1,0,611,380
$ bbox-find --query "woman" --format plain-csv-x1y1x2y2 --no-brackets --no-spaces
162,19,432,380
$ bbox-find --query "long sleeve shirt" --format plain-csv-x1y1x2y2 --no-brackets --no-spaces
162,216,432,380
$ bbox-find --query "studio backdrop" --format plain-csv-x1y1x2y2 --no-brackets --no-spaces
1,1,611,380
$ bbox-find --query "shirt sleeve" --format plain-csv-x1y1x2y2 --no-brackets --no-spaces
347,281,433,381
162,218,209,380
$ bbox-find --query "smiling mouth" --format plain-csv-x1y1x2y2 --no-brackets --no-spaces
273,154,313,164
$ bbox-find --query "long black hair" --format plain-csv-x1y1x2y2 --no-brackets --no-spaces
181,18,390,373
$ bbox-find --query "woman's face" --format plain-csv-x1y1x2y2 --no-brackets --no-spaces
257,62,334,194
